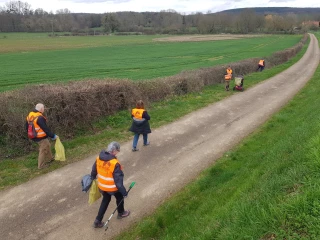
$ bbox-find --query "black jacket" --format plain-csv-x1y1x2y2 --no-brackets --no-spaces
25,110,55,142
91,151,127,196
129,110,151,134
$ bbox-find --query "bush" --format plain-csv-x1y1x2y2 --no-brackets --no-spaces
47,33,59,37
114,32,143,36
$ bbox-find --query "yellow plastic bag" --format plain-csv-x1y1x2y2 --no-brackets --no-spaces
55,138,66,161
88,179,101,205
235,77,242,87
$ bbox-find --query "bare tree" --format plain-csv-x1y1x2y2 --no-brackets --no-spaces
34,8,47,16
56,8,71,15
282,13,298,33
236,9,258,33
0,1,317,34
3,1,31,14
102,13,120,33
197,15,215,33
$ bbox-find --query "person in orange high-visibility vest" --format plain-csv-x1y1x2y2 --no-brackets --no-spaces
129,100,151,152
25,103,58,169
91,142,130,228
224,66,233,91
257,59,265,72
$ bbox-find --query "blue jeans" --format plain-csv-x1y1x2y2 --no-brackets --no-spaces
133,133,148,148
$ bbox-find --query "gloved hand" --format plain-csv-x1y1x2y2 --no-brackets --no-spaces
51,135,58,140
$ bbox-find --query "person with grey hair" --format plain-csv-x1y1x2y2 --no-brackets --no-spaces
26,103,58,169
90,141,130,228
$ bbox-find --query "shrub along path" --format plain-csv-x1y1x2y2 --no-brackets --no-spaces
0,34,319,240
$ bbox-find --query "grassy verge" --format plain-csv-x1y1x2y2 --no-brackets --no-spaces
114,40,320,239
0,38,309,190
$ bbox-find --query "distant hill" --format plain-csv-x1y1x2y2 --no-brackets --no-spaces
217,7,320,15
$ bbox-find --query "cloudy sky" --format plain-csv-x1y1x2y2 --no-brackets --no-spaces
0,0,319,14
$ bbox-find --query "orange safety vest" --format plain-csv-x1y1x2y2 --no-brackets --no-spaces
225,75,231,80
96,157,122,192
26,112,47,138
226,68,232,75
258,60,265,66
225,68,232,80
132,108,145,120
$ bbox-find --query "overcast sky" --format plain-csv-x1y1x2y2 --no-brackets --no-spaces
0,0,319,14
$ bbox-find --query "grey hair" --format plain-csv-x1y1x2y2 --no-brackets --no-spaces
35,103,44,112
107,141,120,153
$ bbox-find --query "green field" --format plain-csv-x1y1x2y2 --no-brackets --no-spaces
0,32,155,53
0,34,302,91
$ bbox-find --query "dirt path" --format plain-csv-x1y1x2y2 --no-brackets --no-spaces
0,34,319,240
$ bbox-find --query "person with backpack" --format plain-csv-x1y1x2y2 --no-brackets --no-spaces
224,66,233,91
26,103,58,169
91,141,130,228
129,100,151,152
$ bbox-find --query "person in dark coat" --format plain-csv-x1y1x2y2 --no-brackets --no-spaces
257,59,265,72
91,142,130,228
129,100,151,152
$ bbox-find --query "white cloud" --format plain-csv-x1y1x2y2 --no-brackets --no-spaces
63,0,131,3
0,0,318,13
268,0,290,2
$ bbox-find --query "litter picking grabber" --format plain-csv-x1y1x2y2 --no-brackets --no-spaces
104,182,136,231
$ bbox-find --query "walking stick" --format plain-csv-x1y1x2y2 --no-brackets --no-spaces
104,182,136,231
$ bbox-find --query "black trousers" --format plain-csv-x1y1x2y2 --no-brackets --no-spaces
257,65,265,72
96,191,125,222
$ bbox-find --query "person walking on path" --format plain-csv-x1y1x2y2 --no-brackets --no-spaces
91,142,130,228
26,103,58,169
129,100,151,152
257,59,265,72
224,66,233,91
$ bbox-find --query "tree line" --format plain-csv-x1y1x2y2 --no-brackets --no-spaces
0,1,319,34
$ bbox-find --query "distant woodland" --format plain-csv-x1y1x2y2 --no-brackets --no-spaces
1,1,319,34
